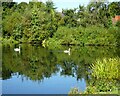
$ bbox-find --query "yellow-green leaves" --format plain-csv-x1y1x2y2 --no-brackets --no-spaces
91,58,120,80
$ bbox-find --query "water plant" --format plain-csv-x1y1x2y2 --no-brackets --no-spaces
69,57,120,94
90,58,120,80
68,87,79,95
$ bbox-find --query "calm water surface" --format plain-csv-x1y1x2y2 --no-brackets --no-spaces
2,44,120,94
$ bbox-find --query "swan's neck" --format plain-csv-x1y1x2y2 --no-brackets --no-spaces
69,48,70,51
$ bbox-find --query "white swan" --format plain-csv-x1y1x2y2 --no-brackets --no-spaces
64,48,70,55
14,46,20,53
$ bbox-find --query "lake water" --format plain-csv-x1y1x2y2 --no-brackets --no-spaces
1,44,120,94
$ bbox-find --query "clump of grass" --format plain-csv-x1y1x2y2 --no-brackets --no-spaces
68,87,79,95
69,86,98,94
91,58,120,80
69,58,120,95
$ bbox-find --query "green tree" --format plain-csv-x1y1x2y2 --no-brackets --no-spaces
62,8,77,27
2,12,22,38
108,2,120,17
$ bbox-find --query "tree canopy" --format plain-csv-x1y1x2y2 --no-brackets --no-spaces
1,1,120,46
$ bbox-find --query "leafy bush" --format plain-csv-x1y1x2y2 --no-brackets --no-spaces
46,26,117,46
46,27,81,45
115,21,120,27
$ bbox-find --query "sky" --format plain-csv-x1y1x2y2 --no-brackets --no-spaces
13,0,120,12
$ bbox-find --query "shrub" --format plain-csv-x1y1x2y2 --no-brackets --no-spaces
115,21,120,27
46,26,117,46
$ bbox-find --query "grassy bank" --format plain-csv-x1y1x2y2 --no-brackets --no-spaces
69,58,120,95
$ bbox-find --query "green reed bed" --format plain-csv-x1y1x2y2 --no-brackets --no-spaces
69,57,120,94
91,58,120,80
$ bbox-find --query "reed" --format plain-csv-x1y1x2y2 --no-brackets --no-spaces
91,58,120,80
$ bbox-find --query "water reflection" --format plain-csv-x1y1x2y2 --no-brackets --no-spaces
2,44,120,94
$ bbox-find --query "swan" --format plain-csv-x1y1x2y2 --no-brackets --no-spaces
14,46,20,53
64,48,70,55
64,48,70,53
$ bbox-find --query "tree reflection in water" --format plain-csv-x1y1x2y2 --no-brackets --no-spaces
2,44,120,85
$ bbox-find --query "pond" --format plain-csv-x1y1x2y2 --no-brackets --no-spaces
1,44,120,94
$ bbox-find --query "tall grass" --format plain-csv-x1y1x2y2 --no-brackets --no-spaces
69,57,120,94
91,58,120,80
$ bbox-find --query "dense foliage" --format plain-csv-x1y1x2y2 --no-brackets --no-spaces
2,1,58,43
1,1,120,46
46,26,118,46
